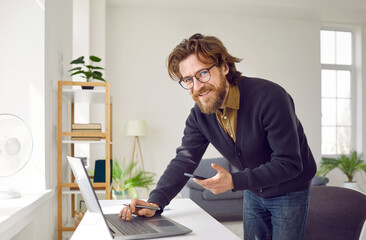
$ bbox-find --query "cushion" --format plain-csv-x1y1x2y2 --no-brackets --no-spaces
311,176,329,186
193,157,230,178
186,179,205,191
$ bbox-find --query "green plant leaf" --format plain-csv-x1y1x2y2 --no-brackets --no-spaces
91,66,104,70
70,70,85,76
69,67,82,72
85,65,104,70
127,188,138,199
70,56,85,64
93,71,103,77
90,55,101,62
111,158,155,195
112,160,122,182
317,151,365,182
84,72,93,81
69,55,106,82
361,163,366,172
93,75,106,82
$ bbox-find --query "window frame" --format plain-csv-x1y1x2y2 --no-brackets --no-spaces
320,27,356,157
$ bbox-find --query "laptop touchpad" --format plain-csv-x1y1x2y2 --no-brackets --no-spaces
149,220,175,227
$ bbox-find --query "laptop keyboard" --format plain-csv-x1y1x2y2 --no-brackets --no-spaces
105,214,159,236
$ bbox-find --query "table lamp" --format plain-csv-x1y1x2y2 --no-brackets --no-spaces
125,120,147,174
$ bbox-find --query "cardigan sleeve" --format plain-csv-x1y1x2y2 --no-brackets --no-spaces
148,107,209,212
231,84,304,192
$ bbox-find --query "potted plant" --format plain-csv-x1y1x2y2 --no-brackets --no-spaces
316,151,366,190
69,55,106,89
112,159,155,199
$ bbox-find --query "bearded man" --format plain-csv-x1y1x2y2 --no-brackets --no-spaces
120,33,317,240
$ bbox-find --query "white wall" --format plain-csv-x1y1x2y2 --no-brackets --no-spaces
0,0,61,239
45,0,73,188
0,0,45,192
45,0,73,239
90,0,109,162
106,6,322,180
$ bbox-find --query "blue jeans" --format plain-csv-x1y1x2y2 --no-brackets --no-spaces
243,188,310,240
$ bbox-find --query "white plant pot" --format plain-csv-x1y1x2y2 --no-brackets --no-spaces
343,181,359,191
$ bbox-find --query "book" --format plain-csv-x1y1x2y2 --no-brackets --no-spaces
72,129,102,133
71,137,102,141
72,123,101,130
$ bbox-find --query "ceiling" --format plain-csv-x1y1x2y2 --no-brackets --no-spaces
107,0,366,24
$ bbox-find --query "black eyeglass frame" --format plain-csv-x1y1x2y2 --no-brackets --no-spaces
178,64,216,90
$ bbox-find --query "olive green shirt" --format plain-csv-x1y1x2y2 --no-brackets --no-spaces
215,85,240,142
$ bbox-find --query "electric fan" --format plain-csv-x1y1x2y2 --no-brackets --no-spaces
0,113,33,199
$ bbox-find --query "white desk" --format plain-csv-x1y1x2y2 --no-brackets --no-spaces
71,198,240,240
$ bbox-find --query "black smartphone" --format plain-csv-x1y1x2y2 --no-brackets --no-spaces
184,173,207,180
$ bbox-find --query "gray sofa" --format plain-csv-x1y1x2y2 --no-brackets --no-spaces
180,157,244,221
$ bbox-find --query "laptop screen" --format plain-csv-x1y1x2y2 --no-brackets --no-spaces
67,156,115,238
67,156,103,213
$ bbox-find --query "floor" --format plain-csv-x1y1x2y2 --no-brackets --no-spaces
221,221,243,239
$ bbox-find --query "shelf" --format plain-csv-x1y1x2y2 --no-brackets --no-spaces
62,189,107,195
62,139,112,144
62,132,106,138
62,224,76,232
62,182,107,188
57,81,112,239
62,88,108,104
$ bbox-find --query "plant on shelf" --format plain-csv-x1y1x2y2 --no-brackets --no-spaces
112,158,155,199
69,55,105,89
316,151,366,189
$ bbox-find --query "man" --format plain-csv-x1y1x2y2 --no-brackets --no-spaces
120,33,317,240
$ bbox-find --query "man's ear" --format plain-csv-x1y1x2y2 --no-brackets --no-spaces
221,63,229,75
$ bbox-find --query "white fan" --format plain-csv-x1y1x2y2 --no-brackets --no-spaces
0,113,33,199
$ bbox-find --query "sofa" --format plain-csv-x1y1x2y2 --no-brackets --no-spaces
180,157,244,221
180,157,329,221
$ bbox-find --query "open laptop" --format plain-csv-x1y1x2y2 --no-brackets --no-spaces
67,156,192,239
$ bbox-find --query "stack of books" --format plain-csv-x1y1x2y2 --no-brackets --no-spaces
71,123,102,141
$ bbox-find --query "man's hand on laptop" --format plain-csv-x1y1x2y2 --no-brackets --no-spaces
119,199,160,221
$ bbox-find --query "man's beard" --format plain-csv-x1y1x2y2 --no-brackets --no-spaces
192,76,228,114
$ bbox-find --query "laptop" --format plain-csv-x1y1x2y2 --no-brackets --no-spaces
67,156,192,239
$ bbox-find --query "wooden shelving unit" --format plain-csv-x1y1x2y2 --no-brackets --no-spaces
57,81,112,240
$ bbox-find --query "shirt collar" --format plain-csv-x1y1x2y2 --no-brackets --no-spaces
220,85,240,112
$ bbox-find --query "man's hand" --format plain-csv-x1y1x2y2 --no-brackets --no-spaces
119,199,160,221
194,163,234,194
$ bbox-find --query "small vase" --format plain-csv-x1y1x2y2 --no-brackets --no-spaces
81,86,94,90
343,181,359,191
112,190,123,199
112,190,128,199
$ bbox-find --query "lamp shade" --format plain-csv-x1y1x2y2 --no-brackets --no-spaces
125,120,147,137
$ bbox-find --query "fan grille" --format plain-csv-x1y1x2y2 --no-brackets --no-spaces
0,114,33,177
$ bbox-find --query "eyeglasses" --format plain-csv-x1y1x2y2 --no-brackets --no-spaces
179,64,216,90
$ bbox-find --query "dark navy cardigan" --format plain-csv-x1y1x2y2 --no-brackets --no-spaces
148,76,317,211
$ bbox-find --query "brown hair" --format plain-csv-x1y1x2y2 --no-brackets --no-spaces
167,33,242,85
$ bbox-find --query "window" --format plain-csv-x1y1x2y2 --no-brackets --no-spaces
320,30,353,155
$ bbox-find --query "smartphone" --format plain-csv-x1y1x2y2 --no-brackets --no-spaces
184,173,207,180
123,203,161,211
